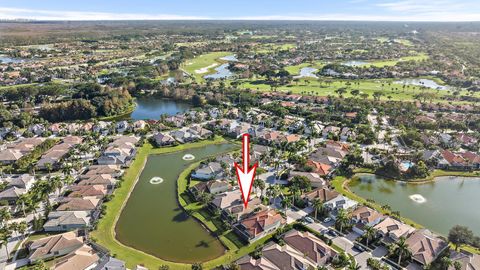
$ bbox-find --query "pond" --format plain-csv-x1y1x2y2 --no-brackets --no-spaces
203,63,233,80
0,55,28,64
130,98,192,120
342,60,369,67
349,174,480,235
115,143,237,263
294,67,318,79
394,78,450,91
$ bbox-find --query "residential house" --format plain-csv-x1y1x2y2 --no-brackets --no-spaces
190,180,229,197
96,257,127,270
288,171,325,188
350,206,385,235
53,244,99,270
67,185,108,199
0,186,26,204
3,174,35,191
234,209,284,243
84,165,123,178
37,136,83,170
44,211,91,232
191,162,223,180
373,217,416,243
406,229,448,266
324,195,358,213
77,174,117,188
116,121,129,133
322,126,341,139
56,198,100,212
152,133,176,146
448,251,480,270
27,231,85,263
302,188,339,204
236,255,280,270
305,160,332,176
170,129,197,143
210,189,263,222
283,230,337,266
261,242,316,269
0,137,45,164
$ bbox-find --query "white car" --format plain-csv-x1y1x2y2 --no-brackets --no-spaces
304,217,314,223
323,217,332,223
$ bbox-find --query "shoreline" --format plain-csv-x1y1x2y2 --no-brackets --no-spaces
91,137,231,269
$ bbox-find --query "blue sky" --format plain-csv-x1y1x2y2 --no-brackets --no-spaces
0,0,479,21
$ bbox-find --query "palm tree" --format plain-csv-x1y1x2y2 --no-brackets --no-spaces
347,259,361,270
312,198,324,219
17,221,28,240
364,225,375,247
289,184,301,206
266,185,281,205
390,236,411,266
281,196,292,214
335,209,349,233
50,176,63,195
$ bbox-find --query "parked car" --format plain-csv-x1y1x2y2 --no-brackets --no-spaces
328,229,338,237
354,243,366,252
323,217,332,223
304,216,314,223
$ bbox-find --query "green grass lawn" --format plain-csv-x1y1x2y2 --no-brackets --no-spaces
284,61,324,75
183,51,231,82
236,76,477,104
90,137,273,269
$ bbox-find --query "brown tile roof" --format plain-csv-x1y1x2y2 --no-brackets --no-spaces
302,187,339,202
406,229,448,266
240,210,284,238
54,245,99,270
350,206,384,224
57,198,100,211
27,231,84,261
283,230,337,264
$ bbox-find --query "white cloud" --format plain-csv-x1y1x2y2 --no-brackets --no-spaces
0,7,209,20
0,5,479,22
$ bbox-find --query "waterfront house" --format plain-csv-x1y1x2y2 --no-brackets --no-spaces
234,209,284,243
152,132,176,146
191,162,223,180
406,229,448,266
236,255,280,269
53,244,99,270
350,206,385,235
373,217,416,243
288,171,325,188
27,231,85,263
43,211,91,232
448,250,480,270
56,198,101,212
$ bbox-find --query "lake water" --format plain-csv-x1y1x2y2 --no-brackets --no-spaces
342,60,369,67
220,54,238,62
394,79,450,91
349,174,480,235
115,143,237,263
203,63,233,80
294,67,318,78
130,98,192,120
0,55,27,64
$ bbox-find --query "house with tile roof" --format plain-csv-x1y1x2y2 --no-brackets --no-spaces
234,209,285,243
283,230,337,266
44,211,91,232
53,244,99,270
27,231,84,263
406,229,448,266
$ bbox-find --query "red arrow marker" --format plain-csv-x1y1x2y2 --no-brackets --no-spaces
235,134,258,208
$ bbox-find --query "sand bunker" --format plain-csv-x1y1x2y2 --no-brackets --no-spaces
409,194,427,203
195,63,218,74
182,154,195,161
150,177,164,184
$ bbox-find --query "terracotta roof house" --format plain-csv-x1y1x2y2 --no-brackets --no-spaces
302,187,339,203
44,211,91,232
283,230,337,266
261,242,316,270
56,198,100,212
210,189,263,222
234,209,284,243
77,174,116,187
305,160,332,176
84,165,122,177
350,206,385,235
27,231,84,263
54,244,99,270
406,229,448,266
373,217,416,242
152,132,176,146
67,185,108,199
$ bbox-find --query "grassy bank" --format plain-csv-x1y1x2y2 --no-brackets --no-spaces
91,136,273,269
91,137,228,269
